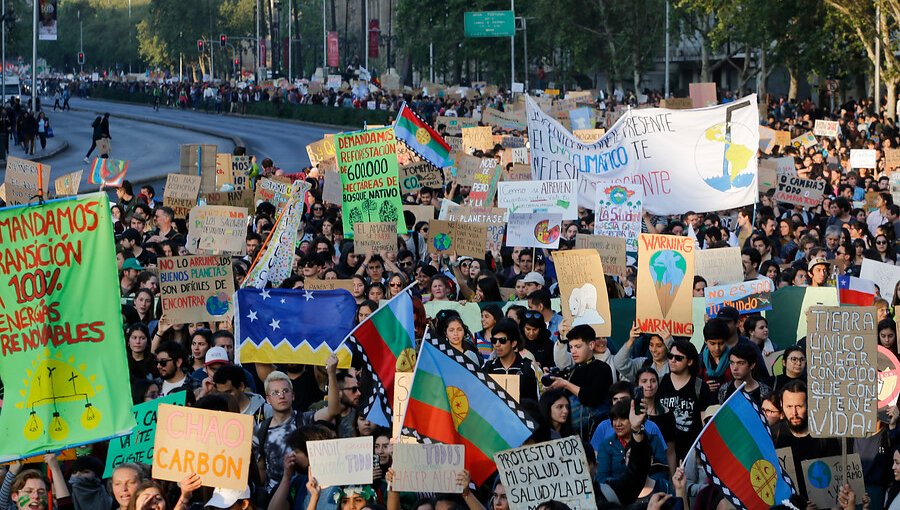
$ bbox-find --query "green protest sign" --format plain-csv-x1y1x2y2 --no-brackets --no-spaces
0,193,136,462
103,393,186,477
337,127,404,237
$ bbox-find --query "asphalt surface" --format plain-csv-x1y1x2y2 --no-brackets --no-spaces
0,97,337,194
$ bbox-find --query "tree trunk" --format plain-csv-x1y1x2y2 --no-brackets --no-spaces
757,47,767,99
788,67,799,100
887,78,898,121
700,36,711,83
360,0,366,67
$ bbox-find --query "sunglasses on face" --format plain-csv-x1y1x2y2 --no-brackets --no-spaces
667,353,685,362
490,336,510,345
389,282,402,288
524,311,541,320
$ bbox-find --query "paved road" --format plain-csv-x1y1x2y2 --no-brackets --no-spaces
0,97,336,194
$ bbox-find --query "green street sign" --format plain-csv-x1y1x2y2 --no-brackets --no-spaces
464,11,515,38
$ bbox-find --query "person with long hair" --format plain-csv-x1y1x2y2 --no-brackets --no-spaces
356,300,378,325
482,318,539,400
539,389,573,439
773,345,806,390
350,275,367,305
880,318,899,355
126,323,157,380
133,288,157,325
188,329,213,373
520,310,554,368
744,315,775,356
615,322,670,382
438,313,480,364
475,305,503,361
868,234,899,265
131,378,161,405
386,273,407,298
474,277,503,303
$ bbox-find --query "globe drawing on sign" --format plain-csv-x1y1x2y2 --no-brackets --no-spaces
206,292,231,316
749,459,779,505
604,185,635,205
694,118,756,192
807,461,832,489
433,232,453,252
648,250,686,317
534,220,561,245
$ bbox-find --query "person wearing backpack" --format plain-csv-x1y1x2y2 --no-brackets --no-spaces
656,339,715,463
256,354,341,502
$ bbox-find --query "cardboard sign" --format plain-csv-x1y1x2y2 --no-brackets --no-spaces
506,212,562,249
801,454,865,509
659,98,694,110
354,222,398,254
399,162,443,193
4,156,50,205
307,436,374,488
689,82,717,108
704,277,774,316
813,120,840,138
104,393,186,477
255,176,293,210
163,174,202,219
636,234,695,336
498,179,578,220
511,147,528,164
198,206,248,255
489,374,521,402
304,279,356,292
462,126,493,152
806,307,877,438
228,156,251,190
203,189,256,213
776,447,799,488
436,116,478,136
307,136,337,167
451,222,489,259
504,164,533,182
573,129,606,143
429,220,455,254
54,169,82,197
403,204,435,226
215,153,233,189
885,149,900,171
501,136,526,149
554,249,612,337
575,235,626,278
392,444,465,493
159,255,235,324
758,157,794,193
152,404,253,490
393,372,414,438
454,153,486,186
494,437,597,510
179,144,218,194
443,204,508,253
860,259,900,300
465,158,502,207
694,247,744,286
773,130,791,148
773,172,825,207
482,108,527,131
850,149,877,169
594,181,643,253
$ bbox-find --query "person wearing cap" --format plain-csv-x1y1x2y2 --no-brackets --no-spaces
714,306,768,381
716,343,771,405
119,228,156,267
119,257,143,297
194,345,230,397
522,271,545,294
203,485,252,509
808,256,831,287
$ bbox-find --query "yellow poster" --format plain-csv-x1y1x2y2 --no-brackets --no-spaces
636,234,695,336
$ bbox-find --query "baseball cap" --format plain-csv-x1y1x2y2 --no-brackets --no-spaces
205,486,251,508
715,306,740,323
204,346,230,366
522,272,546,286
122,258,143,271
808,257,830,272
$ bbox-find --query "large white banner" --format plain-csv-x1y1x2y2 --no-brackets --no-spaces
526,95,760,215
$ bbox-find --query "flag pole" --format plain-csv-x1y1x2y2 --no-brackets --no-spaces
680,381,747,469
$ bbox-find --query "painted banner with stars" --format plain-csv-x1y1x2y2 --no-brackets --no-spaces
234,288,357,367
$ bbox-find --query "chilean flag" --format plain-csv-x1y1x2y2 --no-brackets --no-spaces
838,275,876,306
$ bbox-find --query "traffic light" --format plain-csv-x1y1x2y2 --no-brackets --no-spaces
197,39,204,52
234,58,239,66
77,52,84,65
220,34,227,48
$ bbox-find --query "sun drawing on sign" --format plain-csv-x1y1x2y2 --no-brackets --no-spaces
17,349,104,442
446,386,469,429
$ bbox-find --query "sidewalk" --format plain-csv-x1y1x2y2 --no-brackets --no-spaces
1,134,68,163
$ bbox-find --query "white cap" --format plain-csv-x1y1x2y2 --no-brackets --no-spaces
522,272,545,286
204,346,230,366
205,486,251,508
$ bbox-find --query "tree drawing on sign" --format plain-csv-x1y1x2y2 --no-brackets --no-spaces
379,200,398,223
348,207,363,225
361,199,378,221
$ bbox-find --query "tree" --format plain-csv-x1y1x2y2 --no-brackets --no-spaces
361,198,378,221
825,0,900,119
379,200,398,223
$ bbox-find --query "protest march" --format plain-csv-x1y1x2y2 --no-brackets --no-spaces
5,80,900,510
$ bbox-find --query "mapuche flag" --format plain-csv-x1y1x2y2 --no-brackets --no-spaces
344,286,418,427
696,388,795,510
402,340,537,485
393,102,452,168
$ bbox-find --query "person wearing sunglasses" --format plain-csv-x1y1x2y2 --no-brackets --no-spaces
482,318,538,401
153,340,201,397
656,339,715,463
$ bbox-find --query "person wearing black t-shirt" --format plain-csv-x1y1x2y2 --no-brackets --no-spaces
656,339,715,462
545,325,613,438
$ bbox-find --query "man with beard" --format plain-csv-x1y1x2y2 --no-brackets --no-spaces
773,380,841,500
308,369,362,438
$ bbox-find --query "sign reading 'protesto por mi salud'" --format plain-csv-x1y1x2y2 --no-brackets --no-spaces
337,127,404,237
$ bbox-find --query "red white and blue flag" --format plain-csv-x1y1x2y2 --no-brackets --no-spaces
838,275,876,306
